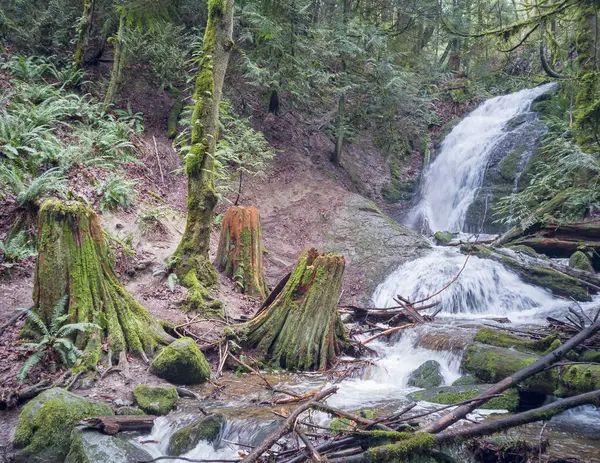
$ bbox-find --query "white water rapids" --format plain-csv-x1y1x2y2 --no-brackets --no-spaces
132,84,600,462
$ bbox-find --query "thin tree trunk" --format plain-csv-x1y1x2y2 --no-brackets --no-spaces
332,91,345,166
73,0,94,70
103,15,126,107
173,0,235,313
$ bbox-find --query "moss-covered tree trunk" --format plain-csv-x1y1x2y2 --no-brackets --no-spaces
73,0,94,70
172,0,235,312
103,15,126,107
238,248,348,371
34,198,173,367
215,206,268,298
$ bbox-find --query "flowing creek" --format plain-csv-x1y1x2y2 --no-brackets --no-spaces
132,85,600,462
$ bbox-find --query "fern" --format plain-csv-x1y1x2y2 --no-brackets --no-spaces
97,176,138,212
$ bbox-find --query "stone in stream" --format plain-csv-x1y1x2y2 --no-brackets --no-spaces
451,374,480,386
149,337,211,385
65,428,152,463
569,250,594,273
408,385,519,412
433,231,452,245
132,384,178,415
168,414,225,456
12,388,113,463
407,360,443,388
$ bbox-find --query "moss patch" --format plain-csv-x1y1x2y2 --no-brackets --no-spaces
473,328,558,353
408,385,519,411
132,384,178,415
569,251,594,272
150,337,211,385
13,388,113,462
433,231,452,245
168,414,224,455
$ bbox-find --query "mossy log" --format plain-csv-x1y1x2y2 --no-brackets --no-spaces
238,248,348,371
34,198,173,367
215,206,268,298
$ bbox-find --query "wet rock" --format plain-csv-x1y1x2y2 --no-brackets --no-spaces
433,231,452,245
168,414,225,456
472,328,558,353
12,388,113,463
116,406,146,416
150,337,211,385
132,384,178,415
407,360,443,388
569,251,594,273
65,428,152,463
408,384,519,411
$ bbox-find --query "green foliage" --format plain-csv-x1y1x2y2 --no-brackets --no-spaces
0,166,67,209
0,231,35,265
97,176,138,212
114,103,145,134
137,206,175,235
495,114,600,227
18,296,101,382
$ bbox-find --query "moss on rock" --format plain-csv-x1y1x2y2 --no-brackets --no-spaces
408,385,519,411
65,428,152,463
407,360,443,388
168,414,225,456
451,375,480,386
132,384,178,415
569,251,594,272
150,337,211,385
13,388,113,462
473,328,558,353
433,231,453,245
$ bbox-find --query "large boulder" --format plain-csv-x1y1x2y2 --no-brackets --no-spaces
132,384,178,415
150,337,211,385
407,360,443,388
65,428,152,463
168,414,225,456
12,388,113,462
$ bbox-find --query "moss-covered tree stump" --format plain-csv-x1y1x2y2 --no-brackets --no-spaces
237,248,348,371
34,198,173,367
215,206,268,298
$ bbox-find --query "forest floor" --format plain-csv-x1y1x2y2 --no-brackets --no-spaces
0,65,442,455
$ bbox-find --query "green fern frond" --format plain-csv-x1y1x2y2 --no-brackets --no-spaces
18,350,45,383
21,308,49,337
49,295,69,334
56,322,101,337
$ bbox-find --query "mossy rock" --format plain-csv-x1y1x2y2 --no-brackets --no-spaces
506,245,538,258
132,384,178,415
451,375,480,386
116,406,146,416
569,251,594,273
168,414,225,456
13,388,113,462
150,337,211,385
408,384,519,412
407,360,443,388
65,428,152,463
473,328,558,354
433,231,453,245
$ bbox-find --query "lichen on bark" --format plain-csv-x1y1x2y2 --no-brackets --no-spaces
33,197,173,367
235,248,348,371
171,0,235,314
215,206,268,298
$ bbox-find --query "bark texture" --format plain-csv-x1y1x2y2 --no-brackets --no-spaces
239,248,348,371
215,206,268,298
172,0,235,313
34,198,172,367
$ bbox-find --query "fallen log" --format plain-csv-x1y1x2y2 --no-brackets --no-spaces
78,415,157,435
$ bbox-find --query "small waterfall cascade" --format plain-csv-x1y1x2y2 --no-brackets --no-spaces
409,83,555,234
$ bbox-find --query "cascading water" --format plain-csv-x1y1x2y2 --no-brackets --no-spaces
409,83,555,234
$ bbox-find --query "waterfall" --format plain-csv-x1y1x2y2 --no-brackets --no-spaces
409,83,555,234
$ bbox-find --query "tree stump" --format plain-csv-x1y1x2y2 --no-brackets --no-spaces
33,198,173,368
215,206,268,298
238,248,348,371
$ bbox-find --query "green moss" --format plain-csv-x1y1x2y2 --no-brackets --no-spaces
330,418,353,435
506,245,538,258
167,88,184,139
473,328,558,353
407,360,443,388
116,406,146,416
150,337,211,384
499,145,524,181
569,251,594,272
132,384,178,415
433,231,452,245
555,364,600,397
13,388,113,461
542,338,562,355
168,414,224,455
367,432,437,463
451,375,480,386
408,385,519,411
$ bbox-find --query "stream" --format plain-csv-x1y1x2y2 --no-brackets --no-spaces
132,85,600,462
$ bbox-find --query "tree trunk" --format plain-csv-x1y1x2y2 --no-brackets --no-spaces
215,206,268,298
238,248,348,371
73,0,94,70
332,91,345,166
172,0,235,313
103,15,126,107
34,198,173,367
